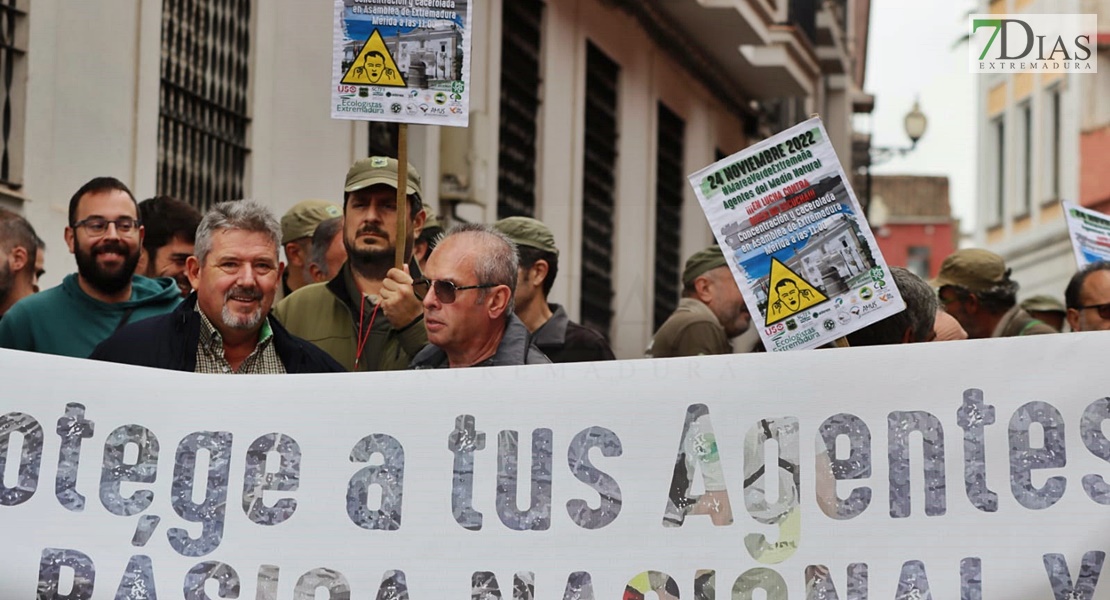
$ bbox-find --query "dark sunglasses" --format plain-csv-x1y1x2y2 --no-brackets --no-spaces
1077,302,1110,320
415,279,496,304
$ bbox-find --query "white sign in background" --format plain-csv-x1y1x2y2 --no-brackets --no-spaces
331,0,473,127
1063,201,1110,269
3,335,1110,598
688,118,905,352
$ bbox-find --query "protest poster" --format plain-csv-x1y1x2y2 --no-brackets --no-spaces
688,117,905,351
331,0,472,127
1063,200,1110,268
4,332,1110,599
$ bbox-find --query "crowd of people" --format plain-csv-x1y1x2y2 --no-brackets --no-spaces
0,156,1106,374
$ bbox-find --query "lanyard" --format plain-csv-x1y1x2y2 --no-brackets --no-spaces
354,295,381,370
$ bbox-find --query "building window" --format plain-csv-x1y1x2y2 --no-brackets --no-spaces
1045,86,1061,203
158,0,252,211
580,42,619,339
1017,102,1031,216
0,0,27,190
992,117,1004,226
906,246,930,280
496,0,544,219
653,102,685,332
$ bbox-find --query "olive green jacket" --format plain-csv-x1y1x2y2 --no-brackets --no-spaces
273,262,427,371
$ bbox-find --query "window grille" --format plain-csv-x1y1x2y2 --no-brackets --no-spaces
579,42,619,338
158,0,252,211
653,103,685,331
0,0,27,189
496,0,543,218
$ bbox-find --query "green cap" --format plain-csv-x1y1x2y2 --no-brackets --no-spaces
422,208,444,234
493,216,559,255
930,248,1011,291
344,156,422,197
1021,294,1066,314
281,199,342,244
682,244,729,286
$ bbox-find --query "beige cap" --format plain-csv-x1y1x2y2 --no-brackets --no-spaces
281,200,341,244
682,244,728,286
930,248,1010,291
493,216,559,255
344,156,422,197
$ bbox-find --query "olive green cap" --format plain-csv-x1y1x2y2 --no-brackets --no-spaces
344,156,422,197
422,208,444,233
493,216,559,255
281,200,342,244
682,244,729,285
930,248,1011,291
1021,294,1065,314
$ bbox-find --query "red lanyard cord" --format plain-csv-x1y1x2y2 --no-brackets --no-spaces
354,295,381,370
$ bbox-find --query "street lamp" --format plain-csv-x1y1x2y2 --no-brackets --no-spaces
862,99,928,217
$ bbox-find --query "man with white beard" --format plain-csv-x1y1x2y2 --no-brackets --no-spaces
91,200,342,374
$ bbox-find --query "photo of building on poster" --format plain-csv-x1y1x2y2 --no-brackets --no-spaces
331,0,472,127
689,118,905,352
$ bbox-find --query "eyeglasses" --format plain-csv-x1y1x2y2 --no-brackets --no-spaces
72,217,140,236
416,279,496,304
1076,302,1110,320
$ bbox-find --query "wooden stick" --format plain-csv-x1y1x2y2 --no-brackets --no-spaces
833,337,850,348
394,123,409,270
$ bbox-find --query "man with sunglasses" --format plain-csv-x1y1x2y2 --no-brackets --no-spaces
1064,262,1110,332
0,177,181,358
410,223,550,368
274,157,428,371
930,248,1055,339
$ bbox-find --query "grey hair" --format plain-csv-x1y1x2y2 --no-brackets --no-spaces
441,222,519,315
310,216,344,277
845,267,938,346
0,209,40,265
194,200,282,265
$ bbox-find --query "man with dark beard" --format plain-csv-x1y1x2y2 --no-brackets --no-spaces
90,201,342,373
274,156,428,371
0,177,181,358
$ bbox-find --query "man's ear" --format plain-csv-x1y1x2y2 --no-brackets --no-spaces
186,256,202,292
1066,308,1081,332
310,263,327,283
8,246,28,272
965,293,981,314
693,275,713,303
64,227,76,254
284,241,303,266
528,259,549,288
411,208,426,238
900,326,915,344
486,285,512,319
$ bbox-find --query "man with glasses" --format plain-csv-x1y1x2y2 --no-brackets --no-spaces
90,201,342,373
1064,262,1110,332
274,157,428,371
930,248,1055,339
0,177,181,358
410,223,550,368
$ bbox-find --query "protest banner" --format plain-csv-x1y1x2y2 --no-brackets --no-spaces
1063,201,1110,268
3,332,1110,599
331,0,473,128
688,118,905,352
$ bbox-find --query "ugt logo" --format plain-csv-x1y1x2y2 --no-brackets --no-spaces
969,14,1097,73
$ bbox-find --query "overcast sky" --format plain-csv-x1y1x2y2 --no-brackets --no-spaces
863,0,979,234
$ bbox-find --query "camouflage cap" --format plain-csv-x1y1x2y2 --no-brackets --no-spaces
281,199,342,244
1021,294,1066,314
682,244,728,286
492,216,559,255
344,156,422,197
930,248,1011,292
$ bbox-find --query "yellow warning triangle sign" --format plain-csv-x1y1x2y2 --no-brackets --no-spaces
765,258,828,325
341,29,407,87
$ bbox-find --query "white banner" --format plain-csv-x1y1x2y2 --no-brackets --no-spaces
3,333,1110,599
1064,201,1110,269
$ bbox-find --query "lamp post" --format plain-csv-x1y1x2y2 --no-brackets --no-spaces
863,100,928,218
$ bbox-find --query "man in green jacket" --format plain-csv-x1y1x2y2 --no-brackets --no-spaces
274,157,428,371
0,177,181,358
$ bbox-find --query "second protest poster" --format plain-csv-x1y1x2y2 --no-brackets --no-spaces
688,117,905,351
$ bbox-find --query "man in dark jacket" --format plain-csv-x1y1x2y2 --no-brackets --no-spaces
492,216,615,362
91,200,343,374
